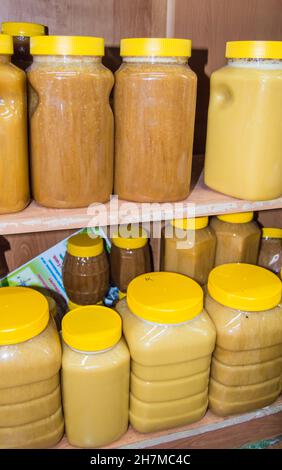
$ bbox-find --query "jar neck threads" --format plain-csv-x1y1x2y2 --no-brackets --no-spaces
122,56,188,65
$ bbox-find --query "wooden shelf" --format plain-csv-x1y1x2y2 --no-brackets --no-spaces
55,396,282,449
1,157,281,236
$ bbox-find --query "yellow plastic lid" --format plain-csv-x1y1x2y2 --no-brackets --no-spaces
127,272,203,324
30,35,104,56
112,226,148,249
1,21,45,37
67,233,104,258
0,34,13,54
170,217,209,230
0,287,49,345
217,212,254,224
68,299,103,310
62,305,121,351
120,38,191,57
262,228,282,239
208,263,282,312
226,41,282,59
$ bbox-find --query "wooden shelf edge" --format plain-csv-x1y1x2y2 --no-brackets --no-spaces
55,396,282,449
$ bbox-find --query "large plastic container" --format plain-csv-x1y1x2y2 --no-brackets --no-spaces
0,35,29,214
205,41,282,200
210,212,261,266
62,306,130,447
116,272,216,433
206,264,282,416
258,228,282,275
1,22,45,70
28,36,114,208
0,287,63,448
162,217,216,285
114,38,197,202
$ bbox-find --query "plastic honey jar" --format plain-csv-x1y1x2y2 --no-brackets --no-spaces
210,212,261,266
62,233,109,306
205,41,282,201
116,272,216,433
206,264,282,416
258,228,282,275
0,287,63,448
162,217,216,285
62,305,130,447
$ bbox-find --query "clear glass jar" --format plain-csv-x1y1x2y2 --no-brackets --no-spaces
110,226,152,293
205,264,282,416
62,306,130,448
114,38,197,202
28,36,114,208
258,228,282,274
1,22,45,70
205,41,282,200
0,287,63,448
162,217,216,285
0,35,29,214
116,272,216,433
62,233,109,305
210,212,261,266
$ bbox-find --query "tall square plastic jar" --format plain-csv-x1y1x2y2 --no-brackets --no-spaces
116,272,216,433
205,41,282,201
0,287,63,448
114,38,197,202
205,264,282,416
62,306,130,448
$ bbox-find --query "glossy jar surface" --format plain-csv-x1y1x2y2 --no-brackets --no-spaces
116,272,216,433
62,306,130,447
62,234,109,305
206,264,282,416
210,212,261,266
258,228,282,275
114,38,197,202
0,36,29,214
205,41,282,201
0,287,63,448
162,217,216,285
28,36,114,208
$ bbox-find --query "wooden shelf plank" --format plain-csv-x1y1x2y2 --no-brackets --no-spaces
1,157,281,235
55,395,282,449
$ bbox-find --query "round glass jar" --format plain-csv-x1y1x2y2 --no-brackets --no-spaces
0,34,29,214
0,287,63,448
116,272,216,433
62,305,130,447
205,41,282,201
114,38,197,202
62,233,109,305
28,36,114,208
206,263,282,416
258,228,282,274
210,212,261,266
110,226,152,293
162,216,216,285
1,22,45,70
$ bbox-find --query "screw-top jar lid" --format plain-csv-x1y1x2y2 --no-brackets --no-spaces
0,34,13,54
68,300,103,310
30,35,104,56
67,233,104,258
112,226,148,249
0,287,49,345
1,21,45,37
120,38,192,57
208,263,282,312
170,217,209,230
226,41,282,59
127,272,203,324
62,305,122,351
217,212,254,224
262,228,282,239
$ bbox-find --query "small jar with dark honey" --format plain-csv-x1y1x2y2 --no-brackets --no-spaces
62,233,109,305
